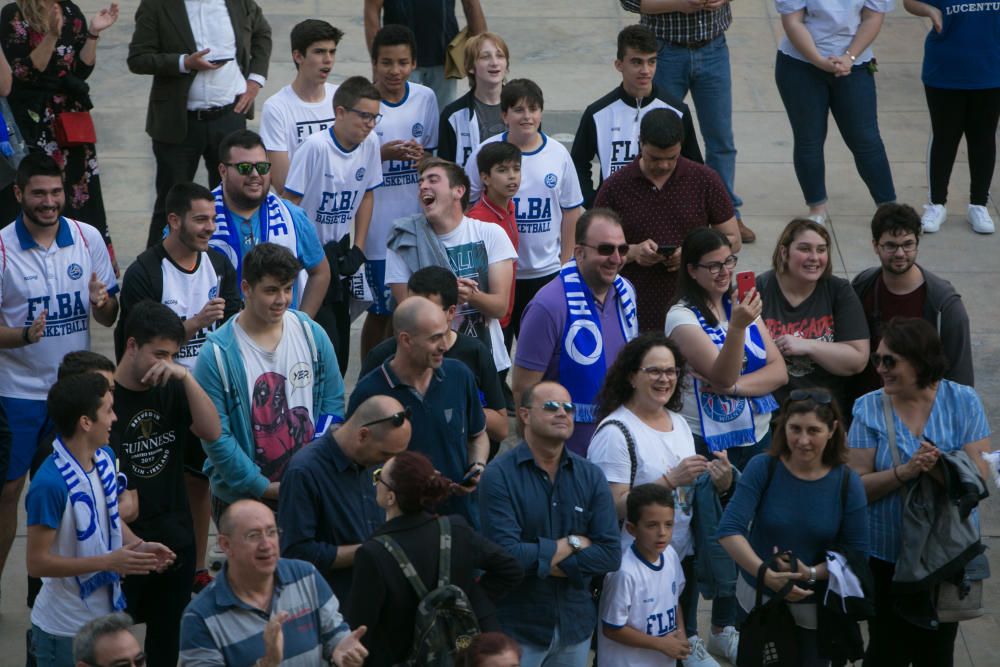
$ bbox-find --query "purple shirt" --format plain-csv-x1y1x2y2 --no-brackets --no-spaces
515,276,631,455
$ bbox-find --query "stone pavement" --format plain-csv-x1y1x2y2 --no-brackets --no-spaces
1,0,998,664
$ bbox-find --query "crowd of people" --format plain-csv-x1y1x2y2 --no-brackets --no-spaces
0,0,996,666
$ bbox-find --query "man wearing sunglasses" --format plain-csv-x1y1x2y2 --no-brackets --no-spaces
73,612,145,667
277,395,411,602
513,208,638,456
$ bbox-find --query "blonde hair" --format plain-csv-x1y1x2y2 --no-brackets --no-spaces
18,0,54,36
464,32,510,90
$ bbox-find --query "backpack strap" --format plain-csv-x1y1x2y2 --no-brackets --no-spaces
595,419,637,488
375,533,430,599
436,516,451,588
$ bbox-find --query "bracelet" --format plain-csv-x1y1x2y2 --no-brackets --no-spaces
22,325,31,344
662,472,675,491
844,49,856,62
86,30,100,40
892,465,904,484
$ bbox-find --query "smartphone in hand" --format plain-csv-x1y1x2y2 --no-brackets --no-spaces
657,244,678,257
736,271,756,301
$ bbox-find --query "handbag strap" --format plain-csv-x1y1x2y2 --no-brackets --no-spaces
595,419,637,488
881,393,901,468
754,550,799,607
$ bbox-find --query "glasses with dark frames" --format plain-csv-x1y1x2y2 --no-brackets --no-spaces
695,255,738,275
88,654,147,667
224,161,272,176
878,240,918,254
347,107,383,125
362,407,412,429
578,242,630,257
639,366,681,381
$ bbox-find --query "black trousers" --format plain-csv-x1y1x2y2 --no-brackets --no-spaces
124,542,196,667
314,298,351,376
924,85,1000,206
864,557,959,667
147,108,246,248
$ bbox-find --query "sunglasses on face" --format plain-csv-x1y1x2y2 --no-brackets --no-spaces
871,353,899,370
362,407,412,428
372,466,397,491
540,400,575,413
579,242,630,257
788,388,833,404
224,161,272,176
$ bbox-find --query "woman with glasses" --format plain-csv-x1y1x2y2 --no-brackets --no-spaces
346,451,523,667
588,332,737,665
719,389,869,666
848,317,991,666
756,218,869,411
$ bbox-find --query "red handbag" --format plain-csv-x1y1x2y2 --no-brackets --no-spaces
53,111,96,147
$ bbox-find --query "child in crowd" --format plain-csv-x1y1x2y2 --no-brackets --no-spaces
599,483,691,666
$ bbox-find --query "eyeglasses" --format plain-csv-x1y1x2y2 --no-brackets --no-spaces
878,240,918,254
224,161,272,176
579,242,630,257
788,389,833,404
89,653,148,667
362,407,412,428
871,353,899,370
347,107,383,125
639,366,681,380
240,527,281,544
540,400,575,413
372,466,397,492
695,255,738,275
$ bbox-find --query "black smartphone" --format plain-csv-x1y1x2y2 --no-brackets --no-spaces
460,467,481,487
657,244,678,256
209,58,234,65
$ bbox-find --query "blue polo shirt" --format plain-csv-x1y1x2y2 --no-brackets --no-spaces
348,358,486,527
277,430,383,602
479,441,621,648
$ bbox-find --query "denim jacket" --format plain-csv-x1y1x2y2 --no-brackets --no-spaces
692,468,741,599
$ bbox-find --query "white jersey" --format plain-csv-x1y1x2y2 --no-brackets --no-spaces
466,132,583,279
0,218,118,399
599,544,685,667
161,254,222,368
369,82,439,261
285,128,384,247
260,83,338,162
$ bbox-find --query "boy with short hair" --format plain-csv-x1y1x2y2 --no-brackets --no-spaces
599,483,691,666
362,24,439,357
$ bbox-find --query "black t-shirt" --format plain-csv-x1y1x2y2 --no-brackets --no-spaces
757,271,870,412
110,380,196,549
382,0,458,66
361,333,505,411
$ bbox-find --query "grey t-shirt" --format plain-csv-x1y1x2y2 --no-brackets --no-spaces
474,98,506,142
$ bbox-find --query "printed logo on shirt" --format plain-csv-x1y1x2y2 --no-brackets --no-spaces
610,140,639,174
646,608,678,637
289,362,312,389
26,291,88,336
355,167,366,182
544,173,558,188
294,118,334,143
315,190,361,226
67,263,83,280
121,408,175,479
23,274,38,281
208,285,219,299
384,159,419,188
513,196,552,234
412,122,424,138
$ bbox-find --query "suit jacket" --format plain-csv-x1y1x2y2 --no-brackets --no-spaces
127,0,271,143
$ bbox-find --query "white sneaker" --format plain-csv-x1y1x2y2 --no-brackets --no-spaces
805,210,828,226
968,205,995,234
921,203,947,233
707,626,740,664
684,636,721,667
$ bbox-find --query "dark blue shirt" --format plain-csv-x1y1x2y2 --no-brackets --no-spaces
277,431,383,602
479,441,621,647
348,359,487,527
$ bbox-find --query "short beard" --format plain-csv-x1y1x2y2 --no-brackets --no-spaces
226,186,267,212
22,205,62,227
882,257,915,276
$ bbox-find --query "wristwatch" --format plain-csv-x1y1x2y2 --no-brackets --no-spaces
567,535,583,553
806,566,817,587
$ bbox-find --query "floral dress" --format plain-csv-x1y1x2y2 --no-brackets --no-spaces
0,0,113,257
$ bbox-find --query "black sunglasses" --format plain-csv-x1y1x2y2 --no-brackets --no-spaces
362,407,412,428
541,400,575,413
372,467,397,491
871,353,898,370
579,242,630,257
224,161,272,176
788,389,833,405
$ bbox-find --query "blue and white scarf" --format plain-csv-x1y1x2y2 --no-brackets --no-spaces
51,438,126,610
558,259,638,424
689,296,778,451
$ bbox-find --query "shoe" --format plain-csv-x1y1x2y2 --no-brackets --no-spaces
737,218,756,243
684,636,721,667
968,205,995,234
921,203,947,233
805,209,829,226
707,626,739,664
193,568,214,594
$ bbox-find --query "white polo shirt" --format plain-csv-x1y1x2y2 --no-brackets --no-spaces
0,217,118,400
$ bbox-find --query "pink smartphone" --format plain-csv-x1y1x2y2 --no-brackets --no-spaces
736,271,756,302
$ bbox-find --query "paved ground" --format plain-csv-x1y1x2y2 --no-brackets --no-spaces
1,0,999,664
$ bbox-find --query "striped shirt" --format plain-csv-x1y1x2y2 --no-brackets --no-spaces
848,381,990,563
180,558,350,666
619,0,732,43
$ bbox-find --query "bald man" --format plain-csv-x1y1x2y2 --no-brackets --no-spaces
348,296,489,528
278,395,411,601
181,500,368,667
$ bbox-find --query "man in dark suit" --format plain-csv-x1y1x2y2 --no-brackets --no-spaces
127,0,272,248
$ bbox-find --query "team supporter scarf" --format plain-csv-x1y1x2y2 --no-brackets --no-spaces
689,296,778,451
210,186,297,285
51,437,126,610
558,259,638,424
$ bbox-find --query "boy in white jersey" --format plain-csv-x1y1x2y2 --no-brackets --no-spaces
0,154,119,591
363,24,439,357
600,483,691,667
261,20,344,194
284,76,384,373
465,79,584,344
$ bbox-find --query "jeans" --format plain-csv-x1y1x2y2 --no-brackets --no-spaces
655,35,742,210
774,51,895,207
411,65,458,109
518,625,592,667
32,625,74,667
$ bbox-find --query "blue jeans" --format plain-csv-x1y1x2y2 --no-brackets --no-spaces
655,35,742,210
411,65,457,109
519,626,592,667
32,625,75,667
774,51,895,207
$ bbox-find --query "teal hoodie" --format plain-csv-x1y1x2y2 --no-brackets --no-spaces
193,310,345,504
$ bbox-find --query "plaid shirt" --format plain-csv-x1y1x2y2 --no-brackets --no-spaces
620,0,732,44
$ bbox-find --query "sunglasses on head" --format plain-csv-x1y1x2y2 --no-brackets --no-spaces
224,161,272,176
788,389,833,405
540,400,575,413
871,353,899,370
579,242,630,257
362,407,412,429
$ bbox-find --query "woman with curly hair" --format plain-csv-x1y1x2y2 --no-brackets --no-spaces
588,331,737,666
